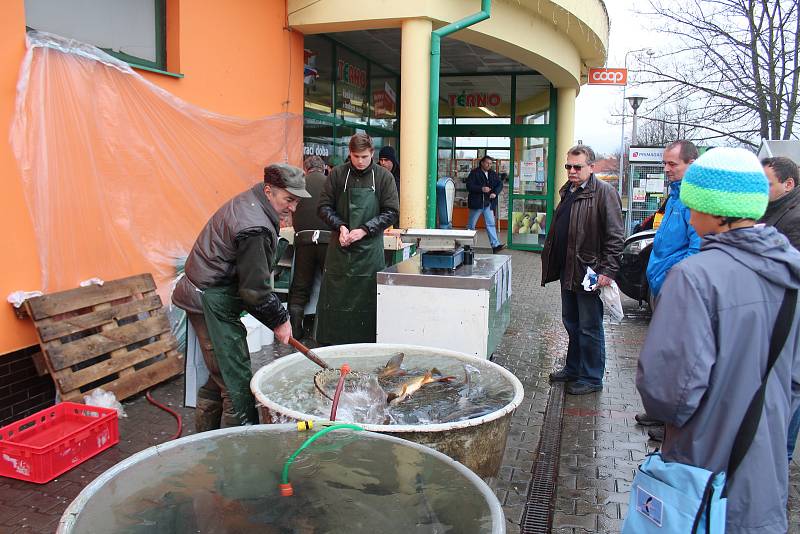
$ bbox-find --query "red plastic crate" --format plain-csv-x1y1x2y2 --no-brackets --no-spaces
0,401,119,484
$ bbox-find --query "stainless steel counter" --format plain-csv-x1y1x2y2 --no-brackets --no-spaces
377,254,509,290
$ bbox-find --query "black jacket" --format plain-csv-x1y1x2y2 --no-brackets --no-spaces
759,186,800,250
541,175,625,290
466,167,503,210
318,161,399,236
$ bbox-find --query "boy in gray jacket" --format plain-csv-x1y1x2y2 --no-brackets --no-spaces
636,147,800,533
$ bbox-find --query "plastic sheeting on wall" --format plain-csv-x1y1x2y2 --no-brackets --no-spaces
10,31,303,298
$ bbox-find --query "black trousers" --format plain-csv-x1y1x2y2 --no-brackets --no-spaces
288,242,328,311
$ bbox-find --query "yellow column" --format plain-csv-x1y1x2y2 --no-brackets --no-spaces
554,87,577,201
399,18,431,228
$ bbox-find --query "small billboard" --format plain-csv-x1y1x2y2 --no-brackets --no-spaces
588,68,628,85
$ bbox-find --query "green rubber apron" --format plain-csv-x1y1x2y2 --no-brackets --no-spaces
316,167,385,344
200,285,259,425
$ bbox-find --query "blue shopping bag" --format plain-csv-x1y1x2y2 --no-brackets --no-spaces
622,452,726,533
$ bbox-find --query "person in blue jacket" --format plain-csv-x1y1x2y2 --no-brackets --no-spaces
466,155,504,253
645,140,701,301
637,140,701,437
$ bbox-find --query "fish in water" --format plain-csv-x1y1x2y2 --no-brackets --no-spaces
378,352,407,378
386,368,456,405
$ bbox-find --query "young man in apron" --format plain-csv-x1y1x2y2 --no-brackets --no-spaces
316,133,400,344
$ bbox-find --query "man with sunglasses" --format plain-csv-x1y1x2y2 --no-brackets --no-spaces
542,145,624,394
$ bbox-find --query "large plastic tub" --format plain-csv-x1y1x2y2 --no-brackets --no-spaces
251,343,524,477
0,402,118,484
57,424,505,533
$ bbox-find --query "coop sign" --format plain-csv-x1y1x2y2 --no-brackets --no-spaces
448,92,502,108
587,68,628,85
337,60,367,89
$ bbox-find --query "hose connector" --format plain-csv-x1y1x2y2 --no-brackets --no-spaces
279,483,293,497
297,420,314,431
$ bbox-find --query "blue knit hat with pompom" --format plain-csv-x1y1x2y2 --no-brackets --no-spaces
680,147,768,220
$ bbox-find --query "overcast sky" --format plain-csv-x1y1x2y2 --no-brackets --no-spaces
575,0,662,156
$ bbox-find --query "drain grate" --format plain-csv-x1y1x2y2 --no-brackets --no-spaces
520,381,565,533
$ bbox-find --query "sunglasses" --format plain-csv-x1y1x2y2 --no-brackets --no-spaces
564,164,586,171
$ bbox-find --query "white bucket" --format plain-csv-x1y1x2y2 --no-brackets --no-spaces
241,313,275,351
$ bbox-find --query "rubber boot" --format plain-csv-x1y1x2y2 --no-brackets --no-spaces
220,392,245,427
195,386,222,432
289,305,306,340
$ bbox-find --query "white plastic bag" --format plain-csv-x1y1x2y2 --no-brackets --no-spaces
582,266,599,291
600,282,625,323
83,388,126,417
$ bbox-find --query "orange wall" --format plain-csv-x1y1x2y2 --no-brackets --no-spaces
0,0,304,356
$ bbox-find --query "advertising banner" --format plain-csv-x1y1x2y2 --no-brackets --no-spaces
588,68,628,85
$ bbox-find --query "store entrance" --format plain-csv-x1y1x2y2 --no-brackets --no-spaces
436,74,556,250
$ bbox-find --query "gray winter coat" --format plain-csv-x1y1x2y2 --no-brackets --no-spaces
637,226,800,534
172,183,288,328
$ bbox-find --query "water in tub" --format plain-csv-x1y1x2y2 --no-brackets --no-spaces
260,351,515,425
66,428,497,533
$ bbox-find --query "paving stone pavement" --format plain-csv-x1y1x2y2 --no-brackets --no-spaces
1,246,799,533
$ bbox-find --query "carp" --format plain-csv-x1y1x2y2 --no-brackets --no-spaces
386,368,456,405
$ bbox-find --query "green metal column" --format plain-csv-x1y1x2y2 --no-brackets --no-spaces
426,0,492,228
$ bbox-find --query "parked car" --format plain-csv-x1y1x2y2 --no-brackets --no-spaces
616,229,656,304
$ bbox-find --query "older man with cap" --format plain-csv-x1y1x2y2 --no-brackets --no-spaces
173,163,310,429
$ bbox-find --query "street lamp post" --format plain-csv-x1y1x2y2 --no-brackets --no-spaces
616,47,654,205
624,94,648,236
627,94,647,145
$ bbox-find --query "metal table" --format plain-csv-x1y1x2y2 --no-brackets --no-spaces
376,254,512,359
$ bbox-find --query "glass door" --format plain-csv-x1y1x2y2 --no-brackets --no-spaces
437,74,556,250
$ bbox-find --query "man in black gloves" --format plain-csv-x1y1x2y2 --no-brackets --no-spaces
173,164,310,428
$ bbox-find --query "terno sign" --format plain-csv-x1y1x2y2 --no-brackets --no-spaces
447,92,502,108
587,68,627,86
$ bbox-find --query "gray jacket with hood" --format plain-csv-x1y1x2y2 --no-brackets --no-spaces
637,226,800,534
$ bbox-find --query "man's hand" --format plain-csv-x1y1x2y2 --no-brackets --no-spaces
598,274,613,287
345,228,368,246
489,193,497,199
273,319,292,344
338,226,350,247
481,186,491,193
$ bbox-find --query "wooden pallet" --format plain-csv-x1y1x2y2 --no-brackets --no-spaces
24,273,184,402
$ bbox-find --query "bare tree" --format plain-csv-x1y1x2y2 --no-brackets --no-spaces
634,0,800,147
635,103,696,146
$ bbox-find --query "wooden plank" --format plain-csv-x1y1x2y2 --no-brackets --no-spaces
30,351,49,377
25,274,156,320
36,295,163,342
62,351,184,402
45,313,171,371
54,336,179,393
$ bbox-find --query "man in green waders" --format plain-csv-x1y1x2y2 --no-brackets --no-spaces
316,133,400,344
172,164,310,429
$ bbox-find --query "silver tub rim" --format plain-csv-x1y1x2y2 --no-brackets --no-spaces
250,343,525,433
56,423,506,534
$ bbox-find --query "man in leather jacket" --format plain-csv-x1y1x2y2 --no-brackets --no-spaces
172,164,310,429
541,144,624,395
